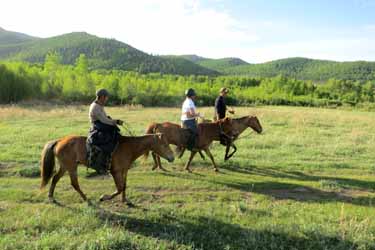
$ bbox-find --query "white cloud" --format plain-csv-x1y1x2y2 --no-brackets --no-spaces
0,0,260,56
1,0,374,63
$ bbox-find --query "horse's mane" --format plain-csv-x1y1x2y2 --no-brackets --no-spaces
119,134,154,143
233,116,253,122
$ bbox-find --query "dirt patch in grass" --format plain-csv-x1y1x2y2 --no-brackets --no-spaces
264,186,374,204
0,163,18,177
266,187,330,201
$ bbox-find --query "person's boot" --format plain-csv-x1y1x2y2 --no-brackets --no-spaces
96,151,109,175
186,134,195,151
87,146,108,175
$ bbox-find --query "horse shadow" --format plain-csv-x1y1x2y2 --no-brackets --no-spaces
160,169,375,207
223,164,375,192
91,206,358,250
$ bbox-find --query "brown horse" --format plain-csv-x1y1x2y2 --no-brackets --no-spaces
145,122,191,171
145,118,234,172
232,115,263,138
222,115,263,160
40,134,174,205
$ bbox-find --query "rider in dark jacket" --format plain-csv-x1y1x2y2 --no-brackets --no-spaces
214,87,234,120
86,89,123,174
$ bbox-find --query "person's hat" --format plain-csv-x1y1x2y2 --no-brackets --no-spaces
185,88,196,97
96,88,109,97
220,87,229,94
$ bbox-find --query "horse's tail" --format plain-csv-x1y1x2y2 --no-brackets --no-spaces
40,140,59,189
143,123,157,160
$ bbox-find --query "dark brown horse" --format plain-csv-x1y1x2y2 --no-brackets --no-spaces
145,118,234,172
40,134,174,205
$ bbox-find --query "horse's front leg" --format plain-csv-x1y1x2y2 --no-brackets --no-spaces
121,168,134,207
100,171,123,202
185,151,197,172
151,152,159,170
204,148,219,172
68,169,87,201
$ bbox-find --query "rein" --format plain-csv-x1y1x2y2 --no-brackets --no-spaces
120,122,136,136
235,129,255,140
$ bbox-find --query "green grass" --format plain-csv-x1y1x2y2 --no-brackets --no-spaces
0,105,375,250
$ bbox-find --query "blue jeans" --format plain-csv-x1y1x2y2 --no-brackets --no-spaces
182,119,197,150
182,119,197,135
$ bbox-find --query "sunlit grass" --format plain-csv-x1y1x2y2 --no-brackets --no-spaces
0,105,375,249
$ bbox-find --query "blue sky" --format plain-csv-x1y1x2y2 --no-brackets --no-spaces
1,0,375,63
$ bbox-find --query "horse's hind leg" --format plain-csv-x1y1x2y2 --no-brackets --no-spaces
48,166,66,202
68,169,87,201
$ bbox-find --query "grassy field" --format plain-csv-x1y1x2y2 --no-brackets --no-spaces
0,105,374,250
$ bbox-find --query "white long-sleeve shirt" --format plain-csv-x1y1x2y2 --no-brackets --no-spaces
89,101,117,126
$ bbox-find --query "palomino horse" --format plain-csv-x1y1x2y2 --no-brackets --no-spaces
40,134,174,205
145,118,234,172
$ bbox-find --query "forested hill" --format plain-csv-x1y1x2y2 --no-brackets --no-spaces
178,55,375,81
177,55,250,72
222,57,375,81
0,27,39,45
0,30,218,75
1,27,375,80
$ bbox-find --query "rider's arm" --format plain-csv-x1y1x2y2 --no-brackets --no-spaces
185,108,199,118
91,104,117,126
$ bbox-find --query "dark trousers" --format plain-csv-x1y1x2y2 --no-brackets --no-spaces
86,121,120,173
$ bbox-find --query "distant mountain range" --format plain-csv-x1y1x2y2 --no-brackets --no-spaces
0,28,218,75
1,27,375,80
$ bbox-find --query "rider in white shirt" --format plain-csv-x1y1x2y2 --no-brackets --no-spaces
181,88,200,150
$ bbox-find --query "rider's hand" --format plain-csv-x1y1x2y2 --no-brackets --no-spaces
116,119,124,126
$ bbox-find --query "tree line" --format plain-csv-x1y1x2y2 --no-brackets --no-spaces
1,53,375,107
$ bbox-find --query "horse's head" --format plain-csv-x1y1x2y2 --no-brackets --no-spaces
248,116,262,134
151,133,175,162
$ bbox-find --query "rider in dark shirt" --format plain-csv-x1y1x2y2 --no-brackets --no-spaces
214,87,234,120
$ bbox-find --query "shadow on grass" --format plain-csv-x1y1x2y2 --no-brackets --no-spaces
218,163,375,191
92,206,359,250
161,171,375,207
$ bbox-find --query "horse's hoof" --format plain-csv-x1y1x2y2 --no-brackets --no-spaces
125,201,135,207
185,168,192,173
48,197,56,203
159,167,168,172
99,194,111,202
214,168,219,172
